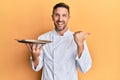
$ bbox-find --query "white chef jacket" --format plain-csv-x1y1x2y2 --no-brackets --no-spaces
30,29,92,80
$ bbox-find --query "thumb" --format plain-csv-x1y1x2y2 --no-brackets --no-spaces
37,44,44,49
84,33,91,39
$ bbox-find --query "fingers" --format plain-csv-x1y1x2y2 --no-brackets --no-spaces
25,43,44,53
25,43,32,52
37,44,44,50
74,31,83,36
74,31,90,35
32,44,37,53
74,31,91,40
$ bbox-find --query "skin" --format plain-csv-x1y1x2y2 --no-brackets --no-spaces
26,7,90,67
52,7,70,36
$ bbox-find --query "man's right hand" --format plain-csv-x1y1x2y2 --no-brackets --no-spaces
26,43,44,67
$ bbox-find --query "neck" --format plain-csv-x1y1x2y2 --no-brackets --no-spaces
55,27,68,36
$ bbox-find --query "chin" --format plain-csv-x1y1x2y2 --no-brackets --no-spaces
58,27,66,31
55,25,67,31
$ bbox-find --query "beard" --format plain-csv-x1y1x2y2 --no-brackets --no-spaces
54,21,67,31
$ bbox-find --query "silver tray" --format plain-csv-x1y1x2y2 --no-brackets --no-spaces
15,39,51,44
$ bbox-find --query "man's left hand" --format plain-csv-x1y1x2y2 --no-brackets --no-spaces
73,31,90,58
74,31,90,46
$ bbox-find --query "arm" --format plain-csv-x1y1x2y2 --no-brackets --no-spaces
26,43,44,71
76,41,92,73
74,31,92,73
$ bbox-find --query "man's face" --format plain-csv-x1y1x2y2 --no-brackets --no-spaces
52,7,70,31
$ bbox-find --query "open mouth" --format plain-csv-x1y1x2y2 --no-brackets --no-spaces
57,21,64,26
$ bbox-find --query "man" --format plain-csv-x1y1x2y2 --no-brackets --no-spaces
26,2,92,80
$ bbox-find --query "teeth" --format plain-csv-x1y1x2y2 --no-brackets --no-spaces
57,22,63,25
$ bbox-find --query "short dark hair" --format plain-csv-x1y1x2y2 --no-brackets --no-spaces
52,2,70,15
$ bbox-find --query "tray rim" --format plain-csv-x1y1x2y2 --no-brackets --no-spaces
15,39,51,44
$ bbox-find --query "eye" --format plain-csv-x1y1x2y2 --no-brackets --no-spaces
63,14,67,17
54,13,59,17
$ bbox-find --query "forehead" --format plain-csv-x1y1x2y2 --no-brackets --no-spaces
53,7,69,14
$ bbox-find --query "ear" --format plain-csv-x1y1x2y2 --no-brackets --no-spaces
68,15,71,19
51,15,54,21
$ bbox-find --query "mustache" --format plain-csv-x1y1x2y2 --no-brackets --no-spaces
57,21,65,22
56,21,65,23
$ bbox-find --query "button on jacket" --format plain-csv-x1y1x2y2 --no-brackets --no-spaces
30,29,92,80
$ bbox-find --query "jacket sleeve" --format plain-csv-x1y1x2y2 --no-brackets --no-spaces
30,48,44,72
76,41,92,73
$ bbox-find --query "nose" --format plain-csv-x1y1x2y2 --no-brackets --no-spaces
58,15,63,21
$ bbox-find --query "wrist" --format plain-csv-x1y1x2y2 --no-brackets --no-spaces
77,44,84,58
32,56,39,68
77,42,84,47
32,55,39,61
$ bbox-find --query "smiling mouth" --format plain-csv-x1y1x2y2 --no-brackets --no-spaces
57,21,64,25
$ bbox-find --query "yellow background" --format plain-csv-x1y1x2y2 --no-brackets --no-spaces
0,0,120,80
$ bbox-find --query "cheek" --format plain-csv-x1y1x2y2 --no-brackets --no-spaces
53,17,59,22
65,18,69,23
